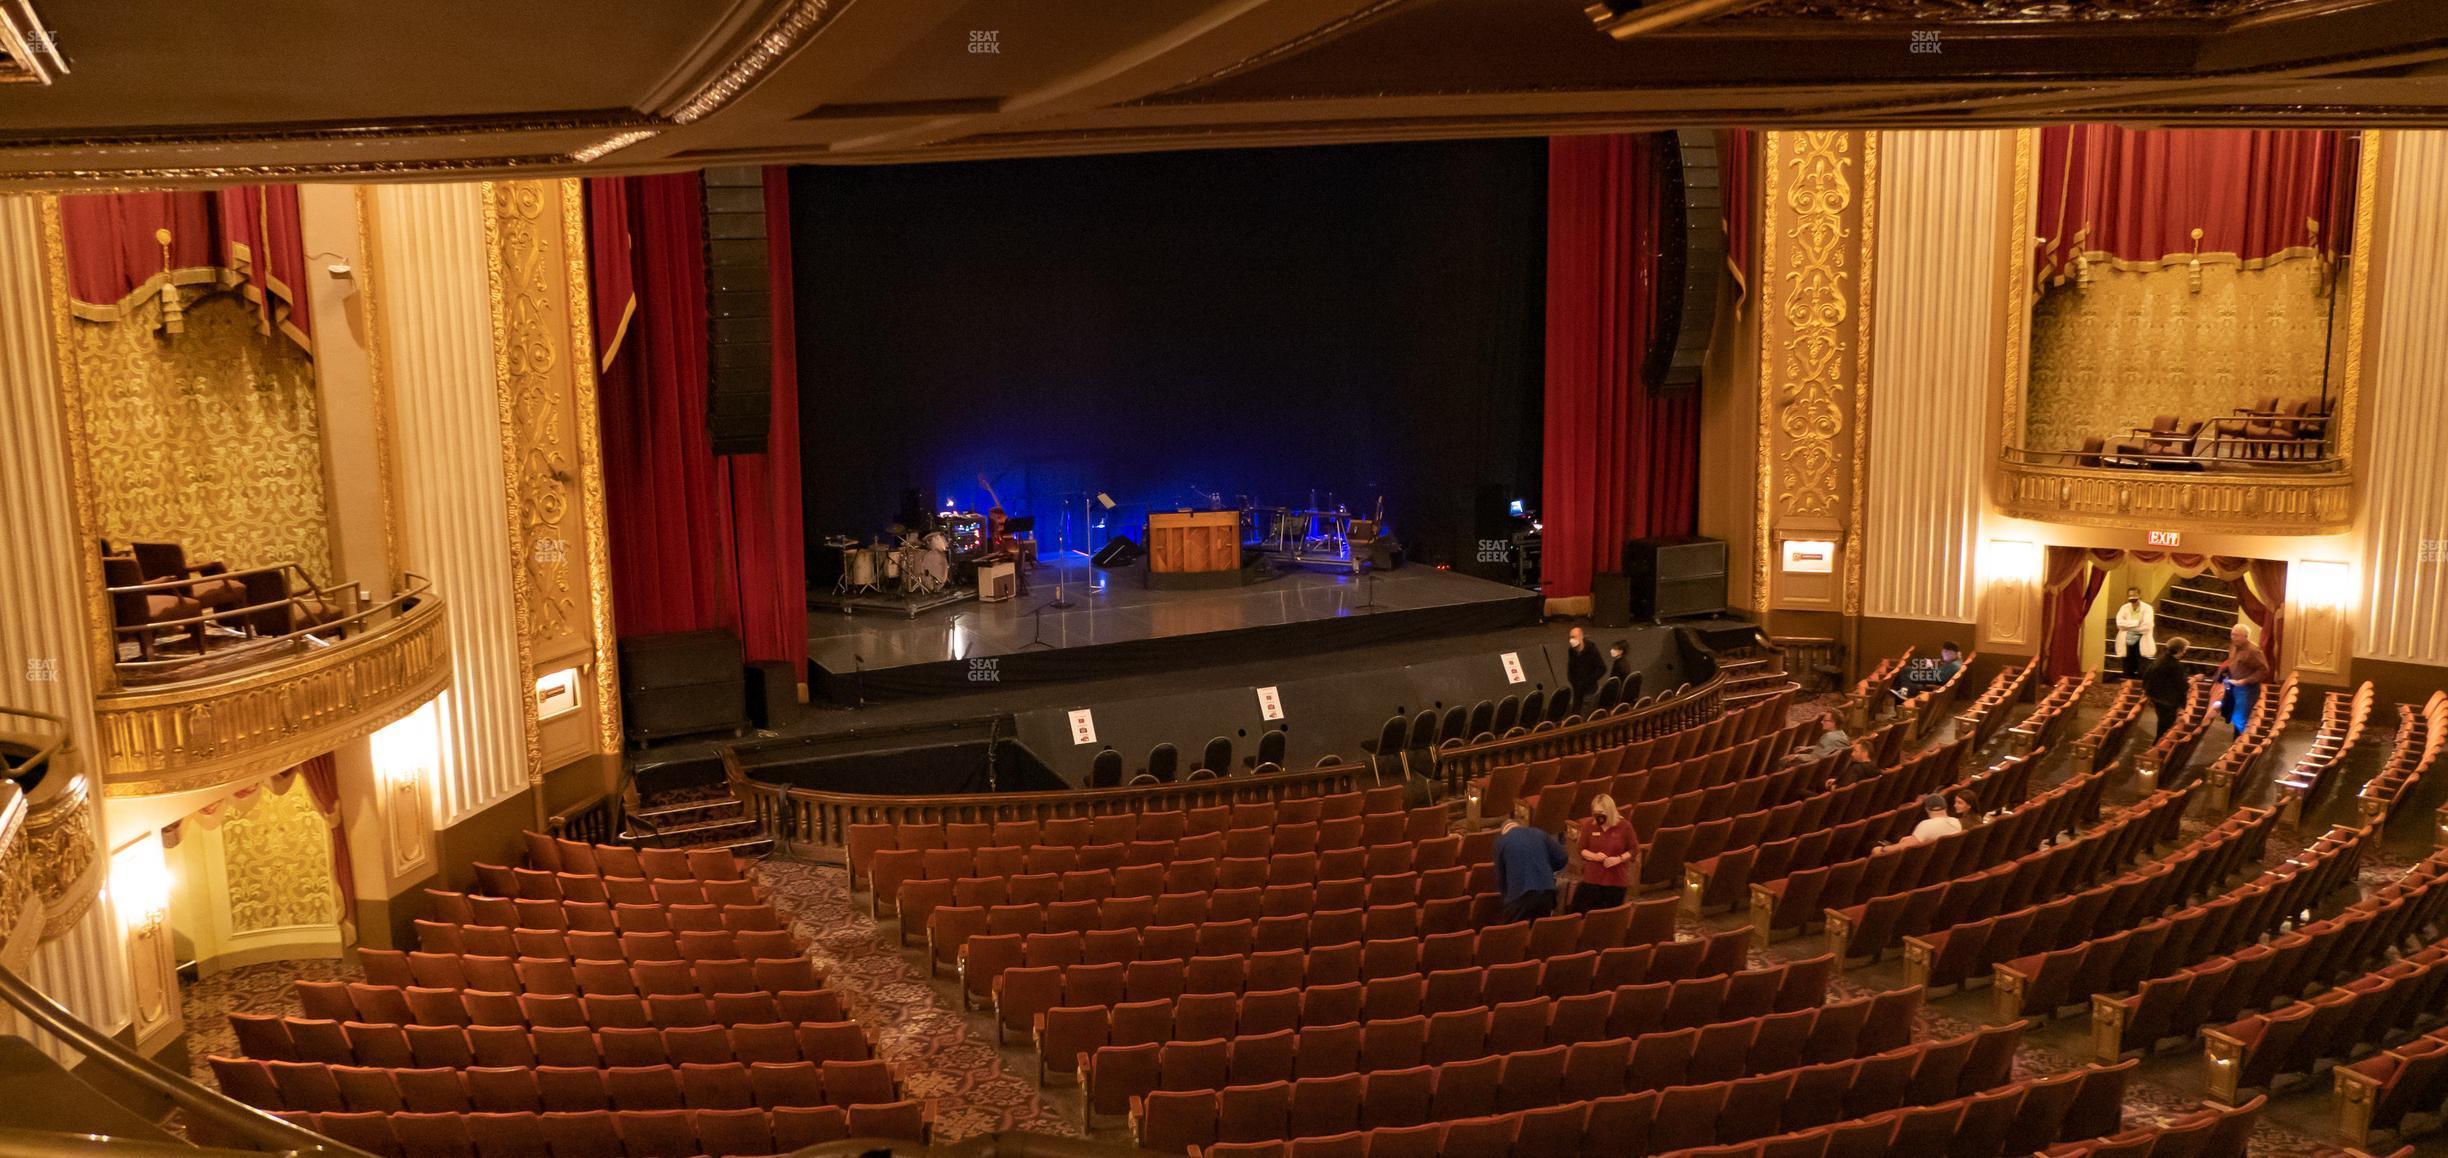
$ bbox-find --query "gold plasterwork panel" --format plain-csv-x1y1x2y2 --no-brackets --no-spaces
217,777,335,933
2025,257,2339,453
68,292,333,582
492,182,581,652
1773,131,1856,521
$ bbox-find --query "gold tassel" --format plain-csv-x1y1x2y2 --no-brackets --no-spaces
2186,227,2205,295
154,227,185,336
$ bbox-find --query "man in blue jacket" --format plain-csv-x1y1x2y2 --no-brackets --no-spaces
1491,809,1567,923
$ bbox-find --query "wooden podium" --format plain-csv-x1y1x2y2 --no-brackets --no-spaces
1146,510,1244,589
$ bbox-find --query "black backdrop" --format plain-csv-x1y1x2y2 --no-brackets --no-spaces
789,139,1545,574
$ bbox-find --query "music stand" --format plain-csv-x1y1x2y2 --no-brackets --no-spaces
1019,602,1059,650
1009,515,1072,609
1351,565,1383,614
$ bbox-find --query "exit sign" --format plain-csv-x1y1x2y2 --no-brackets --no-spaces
2147,530,2182,548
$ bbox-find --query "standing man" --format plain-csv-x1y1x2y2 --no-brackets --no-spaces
2113,587,2157,681
2216,624,2271,734
2141,637,2193,738
1492,808,1567,924
1565,626,1605,704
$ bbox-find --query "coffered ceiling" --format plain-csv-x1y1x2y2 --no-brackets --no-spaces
0,0,2441,188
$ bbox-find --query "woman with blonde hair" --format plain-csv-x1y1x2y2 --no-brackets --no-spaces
1572,793,1637,912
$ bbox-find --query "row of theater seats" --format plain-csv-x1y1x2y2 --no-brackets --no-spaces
1754,761,2108,942
1954,658,2040,752
2099,846,2448,1061
356,950,823,999
2201,675,2302,795
1684,740,2004,912
1638,745,1909,896
2035,1095,2265,1158
2207,923,2448,1102
2337,995,2448,1146
2008,673,2096,756
239,1104,922,1158
2359,691,2444,820
467,866,765,906
846,784,1414,889
210,1056,899,1114
297,978,847,1030
227,1013,873,1069
2137,677,2220,780
1174,1054,2143,1158
1994,822,2373,1022
1099,986,1939,1144
408,926,796,963
986,909,1704,1045
1461,693,1795,806
1829,780,2198,966
2274,682,2374,812
895,829,1490,947
1907,803,2281,992
1469,717,1812,834
2069,682,2147,773
517,833,746,882
1036,925,1756,1083
423,895,785,936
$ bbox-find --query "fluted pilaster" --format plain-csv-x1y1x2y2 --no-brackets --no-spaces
1863,131,2005,625
2358,130,2448,667
368,185,530,826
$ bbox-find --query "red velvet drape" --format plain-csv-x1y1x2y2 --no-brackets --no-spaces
2044,549,2289,675
1718,129,1755,297
1542,134,1701,601
2043,547,2107,681
59,187,313,345
588,172,807,673
295,754,354,937
2036,126,2346,290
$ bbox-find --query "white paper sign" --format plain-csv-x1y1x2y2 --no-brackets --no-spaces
1067,709,1098,745
1500,652,1527,684
1255,686,1285,721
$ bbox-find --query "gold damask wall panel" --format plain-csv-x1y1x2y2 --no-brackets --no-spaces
216,779,336,933
71,292,333,581
2025,258,2337,453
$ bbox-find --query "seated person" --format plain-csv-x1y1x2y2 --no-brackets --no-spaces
1901,794,1964,846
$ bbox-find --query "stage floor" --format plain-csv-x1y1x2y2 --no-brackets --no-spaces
806,556,1541,700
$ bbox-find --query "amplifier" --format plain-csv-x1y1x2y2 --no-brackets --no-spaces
619,630,748,745
978,562,1017,602
1622,536,1727,621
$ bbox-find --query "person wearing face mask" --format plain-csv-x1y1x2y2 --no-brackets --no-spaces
2113,587,2156,681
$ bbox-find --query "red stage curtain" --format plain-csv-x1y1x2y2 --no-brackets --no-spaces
1718,129,1755,296
295,753,355,937
587,172,807,674
1542,134,1700,601
2043,546,2106,681
58,187,312,346
2036,126,2346,290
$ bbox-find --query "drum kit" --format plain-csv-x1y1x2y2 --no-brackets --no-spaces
837,530,953,596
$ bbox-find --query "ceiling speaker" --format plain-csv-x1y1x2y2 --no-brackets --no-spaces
1646,130,1727,395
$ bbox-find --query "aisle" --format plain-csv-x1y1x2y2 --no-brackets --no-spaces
754,859,1079,1142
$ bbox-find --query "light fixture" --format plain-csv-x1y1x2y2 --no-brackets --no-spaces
2294,560,2353,611
111,838,171,932
371,701,441,789
1981,539,2043,587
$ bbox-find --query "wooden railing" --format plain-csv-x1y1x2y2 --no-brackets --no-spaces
1427,672,1725,795
726,757,1378,862
547,791,620,846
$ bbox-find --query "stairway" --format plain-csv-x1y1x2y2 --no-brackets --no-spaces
1714,634,1800,708
2151,575,2242,678
619,758,773,858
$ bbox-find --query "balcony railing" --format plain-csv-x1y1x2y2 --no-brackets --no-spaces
92,577,450,797
1996,449,2353,535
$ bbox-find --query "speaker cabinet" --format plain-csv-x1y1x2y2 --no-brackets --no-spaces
1092,535,1143,568
1648,131,1727,394
1623,536,1728,621
619,630,748,745
745,661,803,730
1591,572,1634,629
702,167,773,456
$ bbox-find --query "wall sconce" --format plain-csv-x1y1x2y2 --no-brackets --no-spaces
1980,539,2043,647
2294,560,2354,611
110,838,171,933
371,701,440,789
1981,539,2043,588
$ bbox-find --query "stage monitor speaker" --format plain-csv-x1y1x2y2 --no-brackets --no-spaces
1622,536,1728,621
619,629,749,744
1092,536,1142,568
1591,572,1633,629
702,167,772,456
745,661,803,730
1646,131,1727,394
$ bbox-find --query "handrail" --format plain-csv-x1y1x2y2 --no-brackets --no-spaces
113,572,429,682
2001,444,2342,471
0,964,366,1156
0,709,65,788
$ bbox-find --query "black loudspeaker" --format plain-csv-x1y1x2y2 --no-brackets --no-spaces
1092,536,1142,568
1591,572,1634,629
619,630,749,745
745,661,803,730
1646,131,1727,394
1623,536,1728,621
701,167,772,456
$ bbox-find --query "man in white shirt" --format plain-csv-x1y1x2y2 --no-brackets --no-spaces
2113,587,2157,682
1904,793,1964,845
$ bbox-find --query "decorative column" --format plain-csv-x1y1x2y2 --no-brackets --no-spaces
2356,130,2448,679
0,194,134,1055
1862,131,2008,653
1753,131,1875,632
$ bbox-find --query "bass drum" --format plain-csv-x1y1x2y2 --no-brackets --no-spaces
910,548,950,592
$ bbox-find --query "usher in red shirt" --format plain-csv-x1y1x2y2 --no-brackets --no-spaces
1578,819,1636,888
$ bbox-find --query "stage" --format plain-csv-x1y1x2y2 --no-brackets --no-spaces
806,556,1541,701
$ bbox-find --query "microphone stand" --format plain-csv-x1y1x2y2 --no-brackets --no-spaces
852,653,866,708
1352,566,1382,614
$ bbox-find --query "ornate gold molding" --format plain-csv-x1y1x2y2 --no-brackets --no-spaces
1753,132,1780,614
1773,131,1854,522
482,181,549,781
353,186,405,585
0,784,35,972
1995,460,2353,534
559,178,625,756
22,767,98,938
1846,132,1877,617
32,196,116,692
92,591,451,797
2338,130,2380,472
2000,128,2036,471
